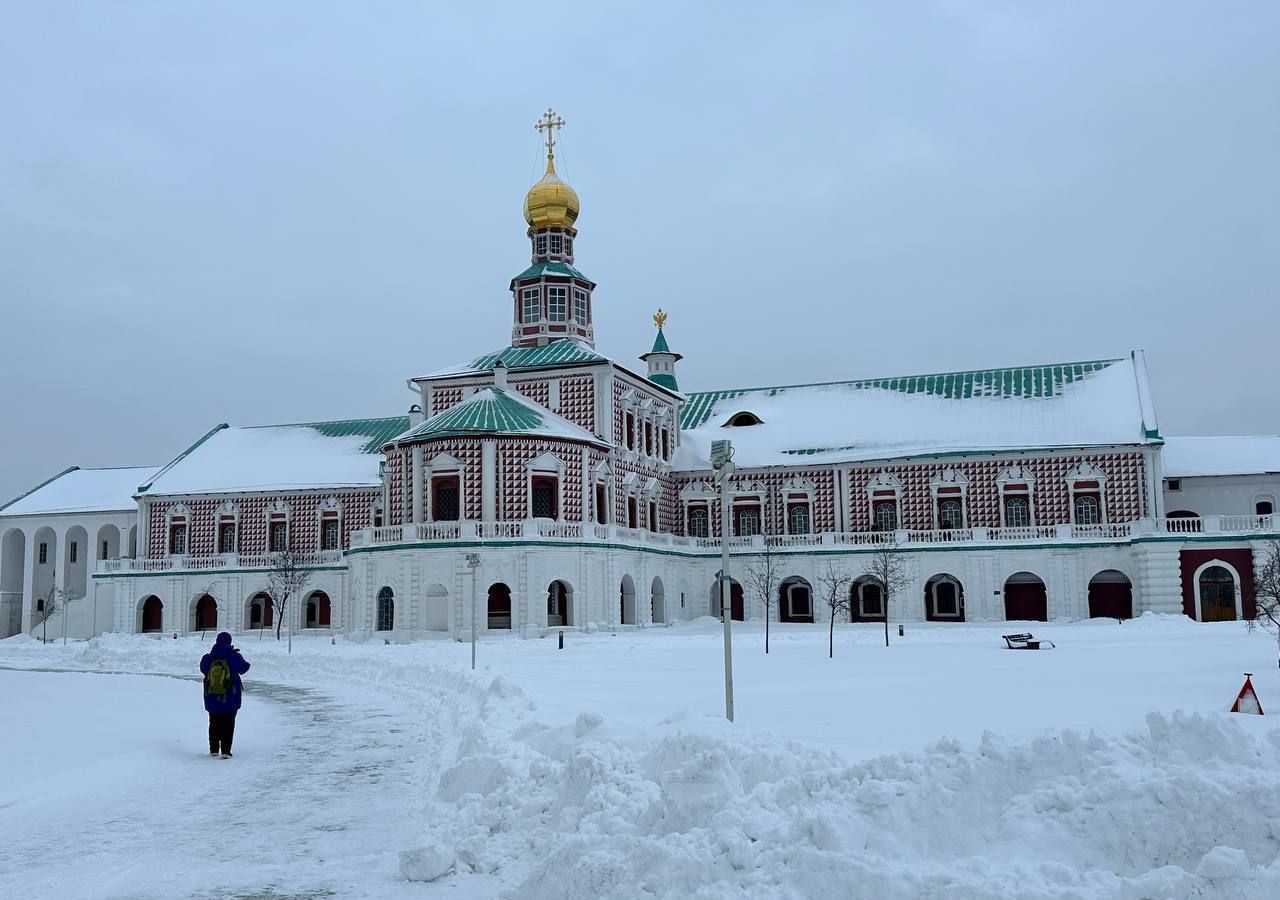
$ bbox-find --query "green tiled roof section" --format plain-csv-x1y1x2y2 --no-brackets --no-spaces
649,372,679,391
411,389,544,437
250,416,411,454
680,359,1122,429
511,261,595,286
651,328,671,354
469,340,608,372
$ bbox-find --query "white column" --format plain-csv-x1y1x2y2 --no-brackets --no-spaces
581,446,591,523
411,445,424,524
20,530,35,634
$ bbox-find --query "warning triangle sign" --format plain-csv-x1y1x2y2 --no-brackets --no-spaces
1230,675,1264,715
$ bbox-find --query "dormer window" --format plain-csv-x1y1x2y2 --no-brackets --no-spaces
725,411,763,427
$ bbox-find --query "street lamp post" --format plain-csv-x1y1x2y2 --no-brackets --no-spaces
465,553,481,670
711,440,736,723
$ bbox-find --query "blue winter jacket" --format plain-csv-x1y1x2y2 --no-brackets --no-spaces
200,632,251,713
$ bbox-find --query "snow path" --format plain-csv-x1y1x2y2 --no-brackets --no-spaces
0,662,496,900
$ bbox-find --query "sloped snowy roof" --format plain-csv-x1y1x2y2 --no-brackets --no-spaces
1,466,158,516
391,387,607,447
419,338,610,379
1161,436,1280,478
675,354,1160,469
141,416,409,496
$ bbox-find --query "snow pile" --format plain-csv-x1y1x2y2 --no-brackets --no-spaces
420,711,1280,899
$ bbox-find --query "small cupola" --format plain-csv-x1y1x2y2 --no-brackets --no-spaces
639,308,682,392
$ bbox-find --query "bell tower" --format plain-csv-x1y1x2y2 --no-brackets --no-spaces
510,109,596,348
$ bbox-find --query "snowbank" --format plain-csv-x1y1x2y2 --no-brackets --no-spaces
422,711,1280,899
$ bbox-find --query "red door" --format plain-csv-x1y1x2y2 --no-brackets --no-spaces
1004,583,1047,621
1088,582,1132,619
141,597,163,632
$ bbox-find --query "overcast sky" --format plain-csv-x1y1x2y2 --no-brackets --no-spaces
2,1,1278,502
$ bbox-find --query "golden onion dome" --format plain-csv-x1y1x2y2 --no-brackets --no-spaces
523,158,580,229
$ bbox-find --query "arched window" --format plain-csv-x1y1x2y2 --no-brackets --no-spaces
687,506,709,538
1004,497,1030,528
854,579,884,618
1257,500,1274,516
306,591,331,628
725,412,763,427
193,594,217,631
938,499,963,530
140,596,163,633
788,504,811,535
778,577,814,623
547,580,571,627
376,587,395,631
873,501,897,532
488,583,512,629
1074,495,1100,525
1198,566,1237,622
926,575,964,621
531,476,558,519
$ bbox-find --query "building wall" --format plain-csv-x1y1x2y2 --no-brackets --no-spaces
1178,547,1257,620
1164,474,1280,517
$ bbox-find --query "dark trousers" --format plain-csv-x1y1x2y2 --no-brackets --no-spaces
208,710,238,754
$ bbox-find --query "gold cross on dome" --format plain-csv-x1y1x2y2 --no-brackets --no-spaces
653,309,668,329
535,108,566,161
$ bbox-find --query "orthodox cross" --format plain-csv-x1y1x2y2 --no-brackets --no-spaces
535,108,565,161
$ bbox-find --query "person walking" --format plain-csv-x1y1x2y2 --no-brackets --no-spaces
200,631,250,758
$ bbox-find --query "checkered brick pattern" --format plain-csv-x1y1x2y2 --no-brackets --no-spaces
430,386,465,415
558,375,595,433
842,452,1146,530
145,489,377,556
669,469,835,535
387,451,406,525
416,439,484,520
611,456,669,529
498,439,585,521
512,377,549,407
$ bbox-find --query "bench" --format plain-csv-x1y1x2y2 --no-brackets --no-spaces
1002,632,1055,650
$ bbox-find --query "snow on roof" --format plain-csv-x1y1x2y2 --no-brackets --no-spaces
420,338,609,379
1161,436,1280,478
141,417,408,497
675,355,1158,469
391,387,608,447
1,466,158,516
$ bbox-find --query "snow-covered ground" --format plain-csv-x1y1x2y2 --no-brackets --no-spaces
3,615,1279,899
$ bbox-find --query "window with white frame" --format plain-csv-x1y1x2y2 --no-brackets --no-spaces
269,515,288,552
218,518,237,554
734,505,761,536
548,285,567,322
535,234,547,257
573,289,588,323
1066,463,1108,526
564,236,573,257
929,576,963,618
531,476,558,518
938,498,964,530
1074,494,1101,525
648,500,658,532
687,505,709,537
787,503,810,535
38,542,48,565
522,287,540,323
320,513,340,550
549,233,563,255
857,579,884,617
169,518,188,554
873,500,898,532
1004,496,1030,527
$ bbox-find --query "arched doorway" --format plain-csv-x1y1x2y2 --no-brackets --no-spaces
63,525,89,602
305,591,331,628
778,576,814,623
619,575,636,625
547,580,572,627
248,593,273,630
709,578,744,621
488,583,512,629
651,577,666,624
376,587,395,631
1003,572,1047,621
425,583,449,631
96,524,121,562
850,576,885,622
1088,570,1133,619
193,594,217,631
925,574,964,622
139,595,163,633
31,526,56,620
1,528,26,638
1198,565,1237,622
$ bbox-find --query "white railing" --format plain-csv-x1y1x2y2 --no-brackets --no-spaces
593,525,611,540
478,522,522,539
1161,516,1204,534
986,525,1057,542
907,528,973,544
1071,522,1132,540
1220,514,1274,532
828,531,893,546
414,522,461,541
766,533,819,548
535,521,582,539
371,525,403,543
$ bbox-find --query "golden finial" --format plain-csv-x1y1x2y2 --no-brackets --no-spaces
653,309,668,329
535,108,566,167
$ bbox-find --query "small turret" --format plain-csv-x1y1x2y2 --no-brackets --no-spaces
640,309,682,391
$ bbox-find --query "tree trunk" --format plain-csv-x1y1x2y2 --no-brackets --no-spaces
884,593,890,647
275,604,283,641
828,610,835,659
765,609,770,655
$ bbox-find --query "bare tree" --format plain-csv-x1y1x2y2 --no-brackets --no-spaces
818,564,853,659
862,536,910,648
32,572,62,644
1249,540,1280,669
746,539,784,654
264,550,312,653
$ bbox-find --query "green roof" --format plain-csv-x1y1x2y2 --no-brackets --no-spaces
651,328,671,354
649,372,679,391
510,261,595,286
275,416,412,454
681,359,1122,429
467,340,609,373
409,388,543,437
